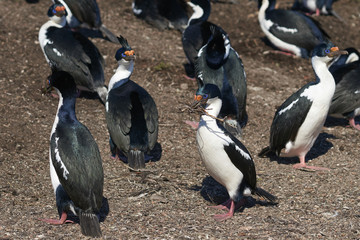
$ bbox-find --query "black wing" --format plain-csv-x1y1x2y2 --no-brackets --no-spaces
50,122,103,212
63,0,101,28
266,9,327,50
44,27,96,89
329,63,360,116
270,83,314,155
217,121,256,189
137,86,159,150
223,48,247,125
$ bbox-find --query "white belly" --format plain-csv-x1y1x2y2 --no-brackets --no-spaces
196,121,246,200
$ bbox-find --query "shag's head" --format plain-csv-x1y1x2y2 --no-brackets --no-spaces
312,42,348,63
47,3,66,18
205,26,230,68
191,83,221,109
115,36,135,62
48,71,77,95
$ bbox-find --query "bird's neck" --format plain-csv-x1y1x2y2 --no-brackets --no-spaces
259,0,275,15
51,15,67,27
187,2,210,26
310,56,336,99
54,89,78,124
201,98,222,122
108,61,134,91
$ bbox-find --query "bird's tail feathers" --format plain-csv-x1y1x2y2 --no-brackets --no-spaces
258,146,271,158
255,187,277,203
128,149,145,170
79,211,102,238
99,25,119,44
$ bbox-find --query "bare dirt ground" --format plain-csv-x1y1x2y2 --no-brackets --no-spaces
0,0,359,239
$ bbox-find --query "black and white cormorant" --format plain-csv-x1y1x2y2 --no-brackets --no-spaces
328,48,360,130
182,0,227,77
105,36,159,171
40,71,104,237
292,0,343,21
39,4,107,104
132,0,189,32
193,26,247,138
258,0,330,58
191,83,276,221
52,0,119,43
259,42,347,170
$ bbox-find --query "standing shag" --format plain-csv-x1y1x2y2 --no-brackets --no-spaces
194,26,247,138
259,42,347,170
52,0,119,43
258,0,330,58
40,71,104,238
182,0,227,77
106,36,159,170
192,83,276,221
39,4,107,103
132,0,189,32
328,48,360,130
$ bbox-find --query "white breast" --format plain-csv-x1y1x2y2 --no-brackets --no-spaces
196,115,248,200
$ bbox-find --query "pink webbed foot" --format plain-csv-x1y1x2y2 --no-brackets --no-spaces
293,156,330,171
213,200,235,221
39,212,74,225
293,163,330,171
185,120,199,129
348,118,360,131
209,199,232,210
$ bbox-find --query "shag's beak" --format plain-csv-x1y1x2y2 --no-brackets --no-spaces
191,95,207,109
54,6,66,17
124,50,135,61
327,47,348,58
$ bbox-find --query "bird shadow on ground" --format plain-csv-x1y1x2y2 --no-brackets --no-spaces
189,176,277,214
262,132,335,165
324,116,359,128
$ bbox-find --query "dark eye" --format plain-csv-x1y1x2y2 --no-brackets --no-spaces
325,49,330,54
203,94,208,99
121,53,126,57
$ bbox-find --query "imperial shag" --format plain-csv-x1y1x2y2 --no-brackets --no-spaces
258,0,330,58
40,71,104,238
106,36,159,170
328,48,360,130
259,42,347,170
52,0,119,43
192,83,276,221
194,26,247,138
39,4,107,103
132,0,189,32
182,0,227,77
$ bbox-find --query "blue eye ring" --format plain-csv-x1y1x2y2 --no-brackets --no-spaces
203,94,209,99
121,53,126,57
325,49,330,54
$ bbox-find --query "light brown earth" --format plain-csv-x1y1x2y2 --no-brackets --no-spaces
0,0,359,239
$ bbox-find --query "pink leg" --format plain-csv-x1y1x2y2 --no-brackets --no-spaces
266,50,298,58
185,120,199,129
209,199,232,210
213,199,239,221
316,8,320,16
39,212,74,225
349,118,360,131
293,156,330,171
183,74,196,81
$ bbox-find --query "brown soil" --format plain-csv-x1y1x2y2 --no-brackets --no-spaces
1,0,359,239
